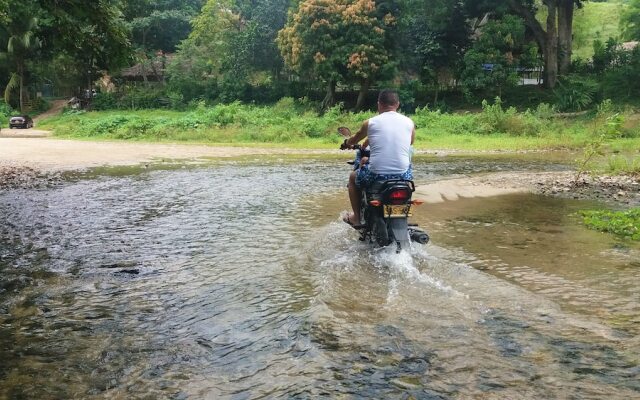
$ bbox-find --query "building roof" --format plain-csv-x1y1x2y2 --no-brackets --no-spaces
621,41,639,51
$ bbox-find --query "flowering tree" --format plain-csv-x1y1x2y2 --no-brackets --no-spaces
277,0,394,110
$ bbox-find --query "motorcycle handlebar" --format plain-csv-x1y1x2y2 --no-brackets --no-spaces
339,139,361,151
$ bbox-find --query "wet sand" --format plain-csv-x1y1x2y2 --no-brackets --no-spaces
415,178,528,203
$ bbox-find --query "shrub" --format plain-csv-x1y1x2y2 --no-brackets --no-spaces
169,114,204,130
554,75,598,112
412,106,445,128
86,115,134,136
596,99,624,138
574,99,627,182
533,103,556,119
600,47,640,103
203,102,245,126
113,87,174,110
605,155,640,176
92,93,118,111
478,97,542,136
273,97,298,118
0,101,13,120
579,208,640,240
115,117,155,139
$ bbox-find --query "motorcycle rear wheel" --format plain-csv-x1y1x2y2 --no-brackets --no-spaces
372,216,390,247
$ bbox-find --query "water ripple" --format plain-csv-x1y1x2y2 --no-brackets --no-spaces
0,160,638,398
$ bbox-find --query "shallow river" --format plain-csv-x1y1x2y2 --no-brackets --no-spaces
0,156,638,399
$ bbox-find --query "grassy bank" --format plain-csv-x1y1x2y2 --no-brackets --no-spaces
38,99,640,152
580,208,640,241
572,0,626,60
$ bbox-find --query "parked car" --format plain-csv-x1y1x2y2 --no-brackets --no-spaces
9,115,34,129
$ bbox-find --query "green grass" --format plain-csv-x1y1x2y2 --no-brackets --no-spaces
36,99,640,152
573,1,627,60
603,154,640,175
580,208,640,240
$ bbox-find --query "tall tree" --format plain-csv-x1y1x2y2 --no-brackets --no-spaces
172,0,241,75
123,0,204,85
460,14,537,97
124,0,204,53
0,0,8,25
232,0,289,78
502,0,558,88
37,0,132,84
557,0,575,74
399,0,471,103
1,4,41,112
170,0,289,101
469,0,584,88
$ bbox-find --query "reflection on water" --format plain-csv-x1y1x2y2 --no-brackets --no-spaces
0,159,638,398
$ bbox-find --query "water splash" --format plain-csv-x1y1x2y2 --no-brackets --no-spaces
372,245,462,301
311,221,462,302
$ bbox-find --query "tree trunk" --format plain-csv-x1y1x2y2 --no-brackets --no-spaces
161,52,167,86
558,0,574,75
543,1,558,89
141,29,149,86
507,0,560,89
355,78,370,111
18,62,24,113
321,80,336,112
87,66,93,110
142,58,149,86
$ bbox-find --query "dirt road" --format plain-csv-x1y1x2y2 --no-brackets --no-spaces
0,137,330,170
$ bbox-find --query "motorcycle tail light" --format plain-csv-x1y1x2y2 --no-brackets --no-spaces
369,200,381,206
388,189,411,205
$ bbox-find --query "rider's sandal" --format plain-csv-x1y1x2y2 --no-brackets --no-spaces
343,215,365,229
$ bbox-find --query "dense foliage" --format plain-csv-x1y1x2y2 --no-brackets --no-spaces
37,96,640,149
580,208,640,240
1,0,640,115
460,15,537,98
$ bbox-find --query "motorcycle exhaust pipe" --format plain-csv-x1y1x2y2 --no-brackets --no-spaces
409,229,429,244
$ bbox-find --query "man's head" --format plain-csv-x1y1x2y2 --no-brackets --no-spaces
377,89,399,113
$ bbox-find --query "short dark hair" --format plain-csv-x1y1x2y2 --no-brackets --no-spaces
378,89,399,106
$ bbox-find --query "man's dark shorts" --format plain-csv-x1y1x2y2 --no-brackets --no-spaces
355,164,413,188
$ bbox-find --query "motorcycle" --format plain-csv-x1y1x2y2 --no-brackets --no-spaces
338,127,429,253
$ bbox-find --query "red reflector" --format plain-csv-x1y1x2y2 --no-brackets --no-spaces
389,190,410,200
388,189,410,205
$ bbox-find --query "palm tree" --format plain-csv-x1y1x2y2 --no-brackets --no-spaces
2,17,40,112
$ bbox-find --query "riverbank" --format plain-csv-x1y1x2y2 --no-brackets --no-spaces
1,137,638,206
416,171,640,207
36,103,640,153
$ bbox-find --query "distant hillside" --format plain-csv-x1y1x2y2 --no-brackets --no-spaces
573,0,627,60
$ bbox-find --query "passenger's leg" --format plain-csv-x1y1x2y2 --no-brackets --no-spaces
346,171,361,225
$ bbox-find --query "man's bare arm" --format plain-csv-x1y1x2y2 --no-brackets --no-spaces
347,120,368,147
410,125,415,145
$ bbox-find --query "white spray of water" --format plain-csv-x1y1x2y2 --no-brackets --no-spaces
370,245,463,303
313,222,468,304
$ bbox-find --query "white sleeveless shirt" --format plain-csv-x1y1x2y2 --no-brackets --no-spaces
367,111,414,175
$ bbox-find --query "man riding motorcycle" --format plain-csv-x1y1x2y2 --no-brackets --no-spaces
342,89,415,227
